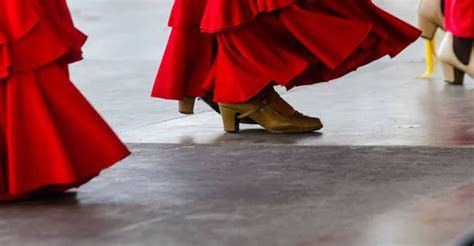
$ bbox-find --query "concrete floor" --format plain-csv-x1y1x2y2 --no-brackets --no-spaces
1,145,473,246
1,0,474,245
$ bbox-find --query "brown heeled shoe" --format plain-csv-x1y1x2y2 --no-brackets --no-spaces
178,96,257,124
179,96,196,114
218,90,323,134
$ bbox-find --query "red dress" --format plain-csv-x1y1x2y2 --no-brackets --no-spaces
445,0,474,38
0,0,130,201
152,0,421,103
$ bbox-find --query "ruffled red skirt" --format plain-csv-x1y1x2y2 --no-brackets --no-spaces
0,0,130,201
445,0,474,38
152,0,421,103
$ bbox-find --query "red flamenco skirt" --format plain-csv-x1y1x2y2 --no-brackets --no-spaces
0,0,130,201
153,0,421,103
445,0,474,38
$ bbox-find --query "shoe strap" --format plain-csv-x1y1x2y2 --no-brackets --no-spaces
237,97,268,119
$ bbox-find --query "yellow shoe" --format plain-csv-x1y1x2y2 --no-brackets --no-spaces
218,90,323,134
417,0,445,79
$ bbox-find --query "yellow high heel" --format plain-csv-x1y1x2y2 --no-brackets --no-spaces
219,91,323,134
418,39,437,79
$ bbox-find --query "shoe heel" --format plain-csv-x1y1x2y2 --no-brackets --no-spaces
418,15,438,40
179,97,196,114
441,62,465,85
219,105,240,133
199,97,220,114
419,39,436,79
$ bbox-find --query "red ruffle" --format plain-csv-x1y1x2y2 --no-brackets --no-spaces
0,0,130,201
200,0,297,32
0,0,87,79
168,0,297,31
0,64,130,201
168,0,209,29
154,0,421,103
152,28,214,99
445,0,474,38
0,0,43,43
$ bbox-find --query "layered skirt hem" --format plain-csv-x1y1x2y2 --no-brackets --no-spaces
0,0,130,201
153,0,421,103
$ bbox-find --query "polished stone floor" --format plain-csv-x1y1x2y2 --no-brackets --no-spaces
1,0,474,245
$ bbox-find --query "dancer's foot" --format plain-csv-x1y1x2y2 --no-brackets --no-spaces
218,89,323,134
178,96,257,124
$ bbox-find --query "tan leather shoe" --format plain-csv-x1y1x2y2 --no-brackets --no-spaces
179,96,196,114
178,96,257,124
218,90,323,134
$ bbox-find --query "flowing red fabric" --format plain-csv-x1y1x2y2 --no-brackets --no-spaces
0,0,130,201
153,0,421,103
445,0,474,38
